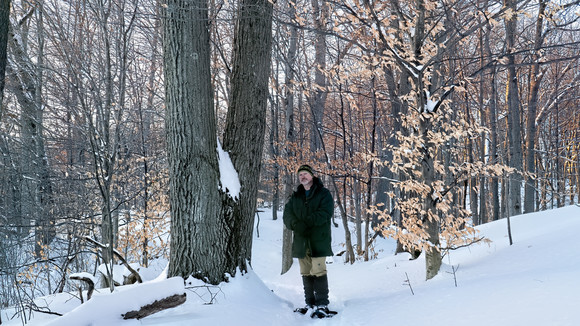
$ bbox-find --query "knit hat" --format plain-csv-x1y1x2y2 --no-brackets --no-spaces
297,164,314,176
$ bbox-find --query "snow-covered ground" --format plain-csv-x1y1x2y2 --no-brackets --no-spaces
3,205,580,326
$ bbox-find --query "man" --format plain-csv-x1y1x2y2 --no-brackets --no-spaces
283,164,336,318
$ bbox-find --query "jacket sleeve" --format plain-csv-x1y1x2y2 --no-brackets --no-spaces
283,198,296,230
309,188,334,226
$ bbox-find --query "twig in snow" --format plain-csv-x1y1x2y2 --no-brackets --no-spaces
446,265,460,287
185,284,224,305
403,272,414,295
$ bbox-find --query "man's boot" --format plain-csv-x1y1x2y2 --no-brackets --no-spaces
294,275,315,314
311,274,337,318
313,274,329,306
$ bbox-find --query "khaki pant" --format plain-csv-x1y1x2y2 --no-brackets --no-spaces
299,254,327,277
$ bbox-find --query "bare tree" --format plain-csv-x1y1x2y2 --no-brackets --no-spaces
7,4,55,254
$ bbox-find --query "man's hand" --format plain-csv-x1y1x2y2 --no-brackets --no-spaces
292,220,311,236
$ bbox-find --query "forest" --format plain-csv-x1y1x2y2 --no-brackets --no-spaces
0,0,579,318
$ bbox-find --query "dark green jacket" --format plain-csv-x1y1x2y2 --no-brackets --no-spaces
283,177,334,258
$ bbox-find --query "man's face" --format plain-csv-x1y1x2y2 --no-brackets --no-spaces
299,171,313,187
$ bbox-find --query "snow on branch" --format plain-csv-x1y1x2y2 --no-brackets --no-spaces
82,236,143,284
70,273,96,302
423,85,457,114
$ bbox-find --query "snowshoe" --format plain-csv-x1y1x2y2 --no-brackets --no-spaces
294,305,313,315
310,305,337,318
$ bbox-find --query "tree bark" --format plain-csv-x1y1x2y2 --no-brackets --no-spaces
374,14,402,228
466,96,479,225
164,0,273,283
281,3,299,275
163,0,223,283
420,115,441,280
221,0,273,276
478,27,488,223
484,22,500,221
139,1,161,268
309,0,328,152
269,95,279,221
0,0,10,117
363,76,378,261
524,0,547,214
504,0,523,217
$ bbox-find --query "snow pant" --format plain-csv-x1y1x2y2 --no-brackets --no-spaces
298,255,327,277
299,254,329,306
301,275,329,306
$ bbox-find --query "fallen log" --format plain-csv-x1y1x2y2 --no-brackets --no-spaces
122,293,186,320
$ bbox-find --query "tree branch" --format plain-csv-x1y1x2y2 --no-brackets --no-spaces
69,275,95,301
82,236,143,284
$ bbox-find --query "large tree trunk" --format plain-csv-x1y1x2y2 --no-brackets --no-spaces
504,0,523,218
466,97,479,225
484,22,500,221
524,0,546,214
221,0,273,276
420,117,441,280
489,76,500,221
309,0,328,152
415,0,441,279
163,0,223,283
478,29,488,224
8,17,54,252
281,3,299,275
363,76,378,261
374,10,405,231
139,2,161,268
353,180,362,254
269,97,279,221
